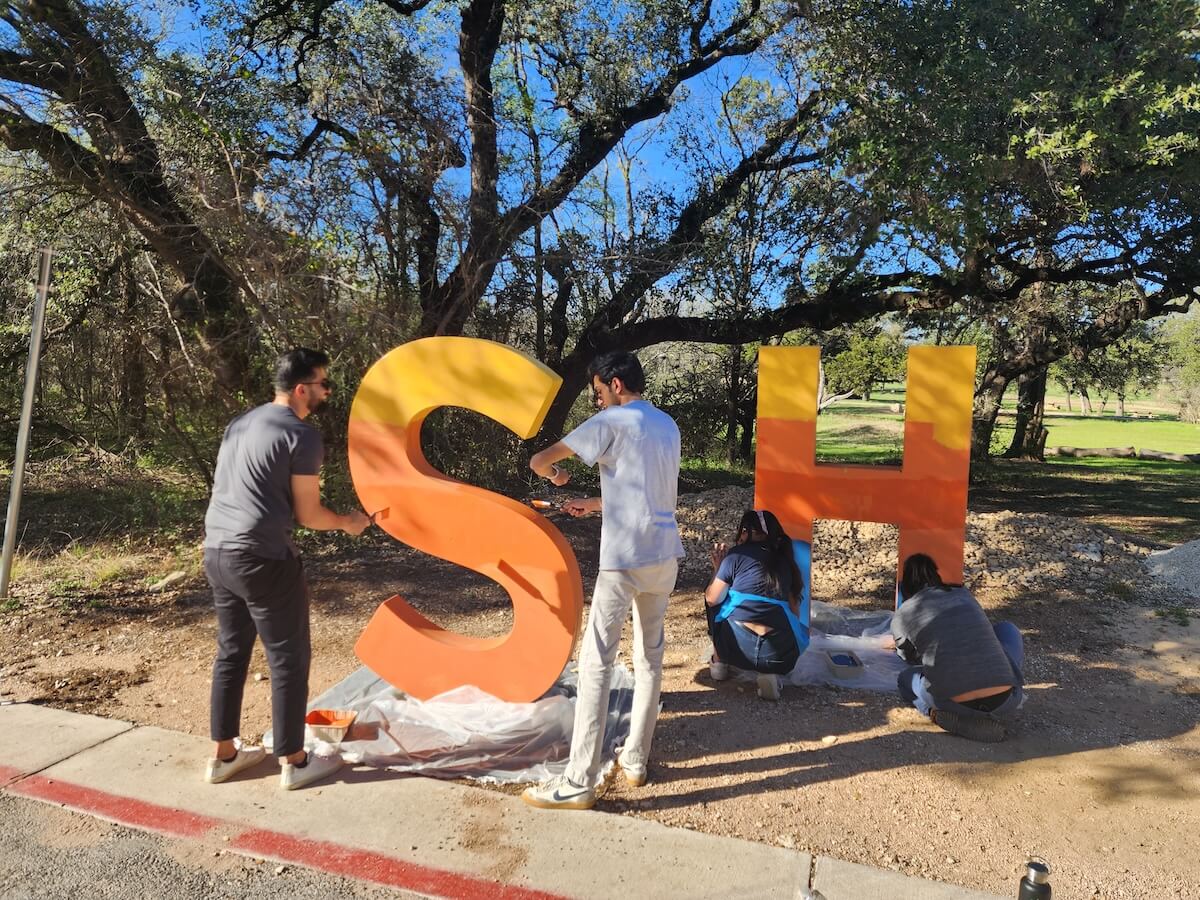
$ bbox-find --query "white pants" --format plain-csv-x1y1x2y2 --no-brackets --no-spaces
565,558,679,787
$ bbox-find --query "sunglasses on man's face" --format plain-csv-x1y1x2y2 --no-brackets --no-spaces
300,379,334,390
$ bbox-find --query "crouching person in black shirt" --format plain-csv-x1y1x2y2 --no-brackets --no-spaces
705,509,806,702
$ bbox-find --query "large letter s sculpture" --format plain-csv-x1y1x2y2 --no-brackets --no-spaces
347,338,584,702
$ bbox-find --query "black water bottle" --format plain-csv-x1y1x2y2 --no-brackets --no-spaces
1017,860,1051,899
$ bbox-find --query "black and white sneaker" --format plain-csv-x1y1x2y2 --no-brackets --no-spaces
522,775,597,810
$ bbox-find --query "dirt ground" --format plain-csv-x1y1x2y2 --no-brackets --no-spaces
2,505,1199,899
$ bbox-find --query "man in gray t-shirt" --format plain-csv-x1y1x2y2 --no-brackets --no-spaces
202,348,370,791
523,351,683,811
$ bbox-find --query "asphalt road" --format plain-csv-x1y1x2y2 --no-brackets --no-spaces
0,792,421,900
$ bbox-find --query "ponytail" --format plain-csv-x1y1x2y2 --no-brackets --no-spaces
734,509,804,605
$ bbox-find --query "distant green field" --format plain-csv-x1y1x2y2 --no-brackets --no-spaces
996,414,1199,454
819,386,1198,456
815,405,905,463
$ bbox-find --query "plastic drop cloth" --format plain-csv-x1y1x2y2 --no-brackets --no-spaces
293,664,636,784
715,600,907,694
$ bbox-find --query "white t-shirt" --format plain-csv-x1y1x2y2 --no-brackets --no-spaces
563,400,685,571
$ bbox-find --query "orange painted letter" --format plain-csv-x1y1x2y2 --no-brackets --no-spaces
755,345,975,602
348,337,584,701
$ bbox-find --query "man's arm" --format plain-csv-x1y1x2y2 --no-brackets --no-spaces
529,440,575,486
562,496,602,517
291,475,371,535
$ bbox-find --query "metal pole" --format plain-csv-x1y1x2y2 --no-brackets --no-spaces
0,248,53,599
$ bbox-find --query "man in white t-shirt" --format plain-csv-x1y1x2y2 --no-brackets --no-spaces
522,351,684,810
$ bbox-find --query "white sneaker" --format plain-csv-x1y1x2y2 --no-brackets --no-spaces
522,775,596,810
204,745,267,784
757,673,782,701
709,656,730,681
280,751,343,790
617,751,647,787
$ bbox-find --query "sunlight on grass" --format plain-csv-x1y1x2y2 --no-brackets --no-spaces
7,543,201,601
994,416,1200,454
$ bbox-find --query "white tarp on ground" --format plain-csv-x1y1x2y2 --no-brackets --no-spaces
716,601,907,694
304,664,635,784
300,603,902,783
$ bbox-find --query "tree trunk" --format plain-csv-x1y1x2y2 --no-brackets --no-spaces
725,344,743,466
534,355,594,446
1064,391,1073,412
120,258,147,439
1117,392,1126,417
1005,367,1049,460
737,399,755,462
971,370,1010,459
1079,389,1093,413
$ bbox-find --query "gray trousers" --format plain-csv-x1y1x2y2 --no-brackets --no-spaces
205,547,311,757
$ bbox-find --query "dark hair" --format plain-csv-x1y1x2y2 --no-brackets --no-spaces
274,347,330,393
735,509,804,605
588,351,646,394
900,553,945,600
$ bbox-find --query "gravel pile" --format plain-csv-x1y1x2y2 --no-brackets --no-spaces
675,486,1186,606
1144,539,1200,601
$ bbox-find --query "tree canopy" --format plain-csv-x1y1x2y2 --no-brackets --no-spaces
0,0,1196,472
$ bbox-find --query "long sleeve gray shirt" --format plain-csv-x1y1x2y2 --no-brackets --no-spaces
891,586,1018,700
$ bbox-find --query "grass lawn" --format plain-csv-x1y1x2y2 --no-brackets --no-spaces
996,414,1200,454
815,404,905,464
745,395,1199,545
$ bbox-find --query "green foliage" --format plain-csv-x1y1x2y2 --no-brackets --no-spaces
648,343,732,459
1155,606,1192,627
1050,321,1165,405
821,325,904,399
419,407,532,495
813,0,1200,235
1163,309,1200,422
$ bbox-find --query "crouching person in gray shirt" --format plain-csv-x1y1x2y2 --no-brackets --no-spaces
202,348,371,790
889,553,1024,742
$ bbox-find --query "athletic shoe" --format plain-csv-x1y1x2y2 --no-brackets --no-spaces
204,745,267,784
522,775,596,810
617,752,647,787
931,710,1007,743
757,673,782,701
280,750,343,790
709,655,730,681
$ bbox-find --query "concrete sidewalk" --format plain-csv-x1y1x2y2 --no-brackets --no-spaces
0,703,1003,899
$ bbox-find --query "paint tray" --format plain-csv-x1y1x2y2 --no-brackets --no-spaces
824,650,864,679
305,709,358,744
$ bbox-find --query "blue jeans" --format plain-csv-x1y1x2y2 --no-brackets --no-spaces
705,601,799,675
898,622,1024,720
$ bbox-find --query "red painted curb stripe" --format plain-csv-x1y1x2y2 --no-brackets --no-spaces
232,828,565,900
4,774,566,900
0,764,24,787
8,774,222,838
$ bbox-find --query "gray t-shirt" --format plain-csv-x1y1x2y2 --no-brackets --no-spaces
203,403,324,559
563,400,684,571
890,585,1018,700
